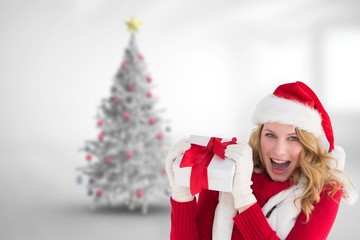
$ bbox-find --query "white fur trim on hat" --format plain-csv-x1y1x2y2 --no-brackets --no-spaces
252,94,324,137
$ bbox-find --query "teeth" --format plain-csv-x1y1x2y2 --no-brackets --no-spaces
272,159,288,164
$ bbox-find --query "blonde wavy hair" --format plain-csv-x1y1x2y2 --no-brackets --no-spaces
248,125,342,222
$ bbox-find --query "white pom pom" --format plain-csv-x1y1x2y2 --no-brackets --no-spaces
329,146,358,205
344,186,358,205
328,146,346,170
333,171,358,205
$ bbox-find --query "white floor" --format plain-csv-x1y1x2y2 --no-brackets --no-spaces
0,141,170,240
0,197,170,240
0,136,359,240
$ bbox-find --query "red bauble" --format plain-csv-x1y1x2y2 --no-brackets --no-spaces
98,132,105,141
128,84,135,92
138,54,144,61
112,97,121,105
105,156,113,164
136,190,143,198
121,60,128,67
122,111,130,120
146,91,152,98
146,76,153,83
86,154,92,161
161,168,167,176
95,189,103,197
149,117,156,125
156,132,164,140
126,151,133,159
97,119,104,127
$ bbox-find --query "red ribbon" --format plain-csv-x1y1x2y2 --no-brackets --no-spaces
180,137,237,195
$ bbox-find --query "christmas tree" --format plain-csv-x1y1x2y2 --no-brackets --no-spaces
76,17,171,214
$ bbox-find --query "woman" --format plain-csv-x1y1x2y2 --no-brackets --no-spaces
165,81,357,239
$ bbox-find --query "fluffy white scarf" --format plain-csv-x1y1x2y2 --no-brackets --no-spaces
212,176,307,240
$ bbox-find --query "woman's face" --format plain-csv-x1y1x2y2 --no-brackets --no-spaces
260,122,303,182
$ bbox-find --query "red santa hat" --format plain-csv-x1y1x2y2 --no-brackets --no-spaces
252,81,357,204
252,81,334,152
251,81,347,169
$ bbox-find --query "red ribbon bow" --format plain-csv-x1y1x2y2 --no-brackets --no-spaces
180,137,237,195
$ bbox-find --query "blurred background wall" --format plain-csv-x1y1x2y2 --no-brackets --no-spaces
0,0,359,239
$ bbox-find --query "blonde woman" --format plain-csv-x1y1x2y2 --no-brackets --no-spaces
166,81,357,239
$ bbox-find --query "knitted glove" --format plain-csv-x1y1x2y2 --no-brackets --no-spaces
225,142,257,210
165,138,194,202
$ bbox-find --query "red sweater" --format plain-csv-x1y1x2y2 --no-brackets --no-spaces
170,172,342,240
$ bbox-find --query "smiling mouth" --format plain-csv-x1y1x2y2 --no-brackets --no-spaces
271,159,291,171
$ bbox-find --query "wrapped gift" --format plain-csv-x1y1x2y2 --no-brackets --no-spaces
173,135,237,195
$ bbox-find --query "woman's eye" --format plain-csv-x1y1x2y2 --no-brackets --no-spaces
289,136,299,141
265,133,276,138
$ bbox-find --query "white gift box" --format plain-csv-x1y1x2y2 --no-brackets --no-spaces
173,135,236,193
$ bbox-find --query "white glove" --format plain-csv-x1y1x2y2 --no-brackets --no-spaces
165,138,194,202
225,142,257,210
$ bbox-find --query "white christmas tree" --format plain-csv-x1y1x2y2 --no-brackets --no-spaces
76,17,171,213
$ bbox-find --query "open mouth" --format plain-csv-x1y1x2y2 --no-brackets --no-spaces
271,158,291,172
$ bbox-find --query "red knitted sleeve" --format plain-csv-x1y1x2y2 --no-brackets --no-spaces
170,190,219,240
233,203,280,239
286,187,342,240
170,197,199,240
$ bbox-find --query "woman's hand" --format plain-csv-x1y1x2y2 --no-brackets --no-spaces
165,138,194,202
225,142,257,212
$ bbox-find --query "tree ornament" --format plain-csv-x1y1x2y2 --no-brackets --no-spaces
146,91,152,98
136,190,143,198
156,132,164,140
122,111,130,120
149,117,156,125
84,145,91,151
121,60,128,67
128,84,135,92
146,76,153,83
126,151,133,159
161,168,167,176
105,156,113,164
125,16,141,33
112,96,121,105
138,54,144,61
97,119,104,127
76,175,83,184
85,154,93,161
95,189,103,197
98,132,105,141
87,188,93,196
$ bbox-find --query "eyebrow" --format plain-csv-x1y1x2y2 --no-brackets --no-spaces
263,128,297,136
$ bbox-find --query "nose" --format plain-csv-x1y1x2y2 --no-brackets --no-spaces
273,139,287,156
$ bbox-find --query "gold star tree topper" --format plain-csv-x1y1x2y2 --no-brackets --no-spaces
125,17,141,33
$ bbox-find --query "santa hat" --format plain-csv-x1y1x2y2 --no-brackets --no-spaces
252,81,357,204
252,81,334,152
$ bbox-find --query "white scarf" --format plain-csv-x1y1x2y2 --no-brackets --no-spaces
212,176,306,240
